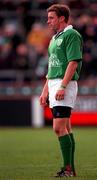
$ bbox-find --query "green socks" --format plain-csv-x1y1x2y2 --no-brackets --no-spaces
58,134,72,169
58,133,76,172
69,133,75,172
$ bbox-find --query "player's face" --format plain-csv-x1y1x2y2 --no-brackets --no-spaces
47,11,60,32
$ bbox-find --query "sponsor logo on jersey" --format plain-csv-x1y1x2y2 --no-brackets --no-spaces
49,54,62,67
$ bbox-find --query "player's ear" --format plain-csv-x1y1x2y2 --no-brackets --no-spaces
59,16,65,22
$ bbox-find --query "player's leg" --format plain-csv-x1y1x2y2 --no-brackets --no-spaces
52,106,73,177
66,118,76,176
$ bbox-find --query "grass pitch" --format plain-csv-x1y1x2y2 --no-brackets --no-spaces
0,127,97,180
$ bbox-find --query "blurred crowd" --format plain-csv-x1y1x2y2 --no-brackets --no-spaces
0,0,97,85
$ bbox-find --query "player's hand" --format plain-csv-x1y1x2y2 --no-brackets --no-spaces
55,88,65,101
39,93,48,106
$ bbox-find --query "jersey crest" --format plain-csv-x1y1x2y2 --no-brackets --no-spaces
57,39,63,46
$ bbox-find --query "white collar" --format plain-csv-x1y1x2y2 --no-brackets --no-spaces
52,25,73,40
63,25,73,32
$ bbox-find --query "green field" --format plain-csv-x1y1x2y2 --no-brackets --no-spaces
0,127,97,180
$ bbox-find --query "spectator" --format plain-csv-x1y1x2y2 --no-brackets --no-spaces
0,0,97,84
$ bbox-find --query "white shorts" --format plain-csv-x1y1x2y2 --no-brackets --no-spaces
48,79,78,108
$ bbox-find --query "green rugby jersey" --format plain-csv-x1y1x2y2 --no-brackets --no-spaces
47,25,83,80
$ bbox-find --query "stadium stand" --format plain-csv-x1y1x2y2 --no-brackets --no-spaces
0,0,97,94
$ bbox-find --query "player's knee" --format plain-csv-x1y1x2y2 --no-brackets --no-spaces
53,125,60,135
53,125,67,136
54,122,71,135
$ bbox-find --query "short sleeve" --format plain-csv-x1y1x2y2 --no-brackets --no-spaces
65,32,83,62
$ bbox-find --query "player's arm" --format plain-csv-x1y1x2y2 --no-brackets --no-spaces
55,61,78,101
39,80,49,106
61,60,78,87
